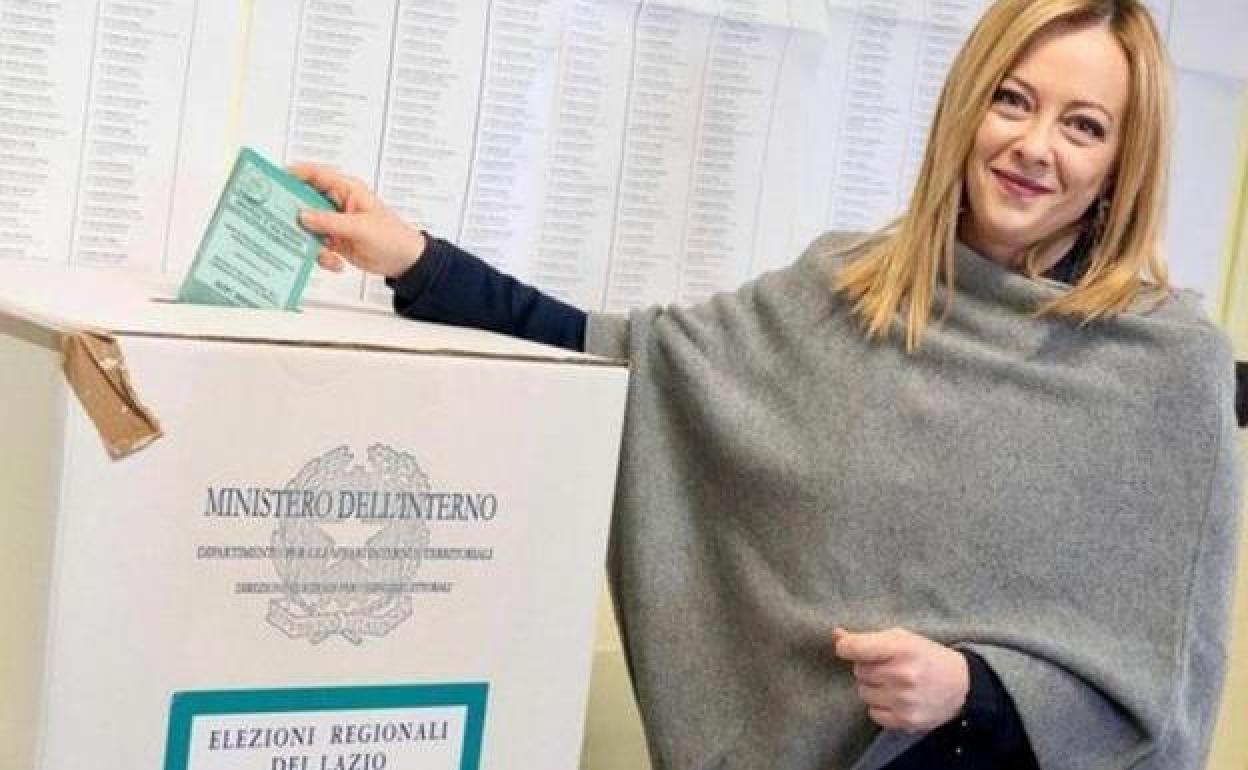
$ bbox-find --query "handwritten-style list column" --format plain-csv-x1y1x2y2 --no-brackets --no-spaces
284,0,397,177
897,0,980,202
603,2,714,312
827,1,920,233
677,0,786,304
0,0,96,263
530,0,637,308
458,0,562,278
70,0,199,270
376,0,489,238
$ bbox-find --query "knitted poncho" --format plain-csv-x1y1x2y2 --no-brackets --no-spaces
586,233,1242,770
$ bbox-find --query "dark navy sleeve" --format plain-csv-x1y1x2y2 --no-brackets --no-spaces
1235,362,1247,428
957,650,1038,765
882,650,1037,769
384,235,587,352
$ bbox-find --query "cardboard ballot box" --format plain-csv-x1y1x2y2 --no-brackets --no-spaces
0,265,628,770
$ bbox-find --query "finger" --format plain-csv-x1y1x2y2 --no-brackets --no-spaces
299,208,361,240
852,662,889,687
835,630,901,664
832,627,853,657
287,161,323,181
289,162,344,191
317,249,346,272
288,162,342,195
855,659,921,690
867,706,902,731
855,681,893,709
289,163,360,208
325,234,354,256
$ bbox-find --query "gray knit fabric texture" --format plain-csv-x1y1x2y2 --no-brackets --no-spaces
586,232,1242,770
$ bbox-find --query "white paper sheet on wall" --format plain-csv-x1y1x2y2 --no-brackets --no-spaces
236,0,396,303
165,0,246,273
603,3,713,312
526,0,635,310
3,0,1244,315
0,0,239,271
0,0,94,264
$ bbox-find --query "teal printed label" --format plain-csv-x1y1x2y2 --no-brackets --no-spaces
165,683,488,770
178,147,335,311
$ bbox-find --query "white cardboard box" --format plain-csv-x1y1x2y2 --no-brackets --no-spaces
0,264,628,770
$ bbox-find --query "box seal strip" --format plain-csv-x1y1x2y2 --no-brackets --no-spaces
61,331,163,459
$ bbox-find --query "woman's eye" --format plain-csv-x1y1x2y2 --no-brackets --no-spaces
992,87,1028,110
1070,116,1107,140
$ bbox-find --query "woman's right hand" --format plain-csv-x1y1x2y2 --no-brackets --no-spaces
290,163,427,279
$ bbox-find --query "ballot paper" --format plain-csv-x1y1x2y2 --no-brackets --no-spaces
177,148,336,310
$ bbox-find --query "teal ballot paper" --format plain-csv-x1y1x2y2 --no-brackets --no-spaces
177,147,336,310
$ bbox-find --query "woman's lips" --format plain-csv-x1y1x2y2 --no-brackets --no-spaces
992,169,1052,198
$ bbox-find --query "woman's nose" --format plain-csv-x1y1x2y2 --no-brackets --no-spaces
1013,120,1056,168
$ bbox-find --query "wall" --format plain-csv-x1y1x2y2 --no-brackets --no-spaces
1209,101,1248,770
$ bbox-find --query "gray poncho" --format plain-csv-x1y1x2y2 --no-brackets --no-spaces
586,233,1242,770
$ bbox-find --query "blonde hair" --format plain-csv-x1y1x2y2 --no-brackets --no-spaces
836,0,1172,351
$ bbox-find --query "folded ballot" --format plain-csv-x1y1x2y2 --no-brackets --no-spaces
178,147,335,310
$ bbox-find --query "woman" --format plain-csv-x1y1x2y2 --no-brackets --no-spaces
294,1,1241,768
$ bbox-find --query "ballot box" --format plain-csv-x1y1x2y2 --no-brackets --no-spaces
0,264,628,770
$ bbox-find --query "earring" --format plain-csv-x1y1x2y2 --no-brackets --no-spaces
1088,194,1111,243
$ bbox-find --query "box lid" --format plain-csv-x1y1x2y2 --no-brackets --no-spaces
1,263,625,460
0,263,619,366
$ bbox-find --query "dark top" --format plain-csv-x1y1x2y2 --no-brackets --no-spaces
1236,362,1248,428
387,236,587,351
385,233,1238,769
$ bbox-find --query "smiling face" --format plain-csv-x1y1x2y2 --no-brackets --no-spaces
961,22,1129,269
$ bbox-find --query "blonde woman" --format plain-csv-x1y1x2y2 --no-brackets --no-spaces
295,1,1241,767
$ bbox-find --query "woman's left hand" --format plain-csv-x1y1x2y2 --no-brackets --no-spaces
833,626,969,733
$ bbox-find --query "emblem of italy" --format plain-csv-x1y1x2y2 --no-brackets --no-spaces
267,444,430,644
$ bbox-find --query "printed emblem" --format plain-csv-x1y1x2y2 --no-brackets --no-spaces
267,444,430,645
237,163,272,205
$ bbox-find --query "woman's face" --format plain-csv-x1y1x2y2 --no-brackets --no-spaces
961,23,1129,267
